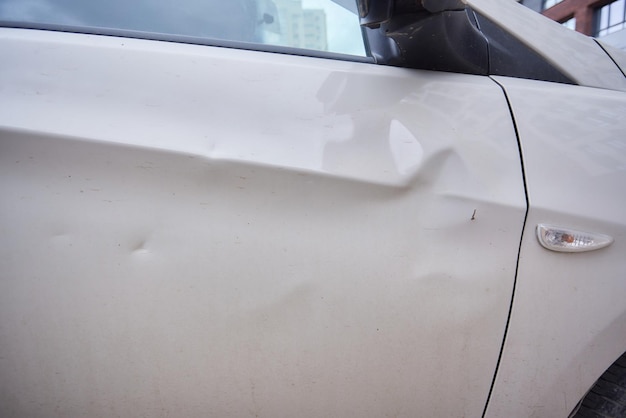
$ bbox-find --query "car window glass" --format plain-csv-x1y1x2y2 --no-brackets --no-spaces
0,0,366,56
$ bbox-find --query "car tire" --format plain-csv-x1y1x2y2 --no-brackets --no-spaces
573,352,626,418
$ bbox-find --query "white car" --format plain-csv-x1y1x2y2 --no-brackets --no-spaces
1,0,625,416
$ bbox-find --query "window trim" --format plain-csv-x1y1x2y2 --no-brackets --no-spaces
542,0,564,11
0,20,374,64
594,0,626,37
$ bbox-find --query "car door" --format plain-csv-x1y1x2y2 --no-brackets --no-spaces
0,1,526,416
485,76,626,418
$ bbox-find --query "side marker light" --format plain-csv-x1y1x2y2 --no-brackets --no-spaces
537,224,614,253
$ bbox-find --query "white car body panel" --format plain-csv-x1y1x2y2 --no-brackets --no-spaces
468,0,626,92
485,77,626,417
0,29,526,416
597,40,626,77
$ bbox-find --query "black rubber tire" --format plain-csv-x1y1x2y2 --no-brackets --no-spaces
573,352,626,418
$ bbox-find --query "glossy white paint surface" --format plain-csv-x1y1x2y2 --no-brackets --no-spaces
468,0,626,91
0,29,526,416
486,77,626,418
597,39,626,76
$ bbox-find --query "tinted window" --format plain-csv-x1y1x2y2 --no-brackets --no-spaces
0,0,366,56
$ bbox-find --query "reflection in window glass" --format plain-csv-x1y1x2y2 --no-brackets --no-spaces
595,0,626,37
0,0,366,56
260,0,364,55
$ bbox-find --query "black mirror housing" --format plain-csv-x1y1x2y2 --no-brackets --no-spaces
361,0,575,84
357,0,393,28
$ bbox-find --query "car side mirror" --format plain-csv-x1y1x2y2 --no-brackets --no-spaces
356,0,392,28
358,0,573,85
357,0,466,28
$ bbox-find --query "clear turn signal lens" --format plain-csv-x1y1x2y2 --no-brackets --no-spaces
536,224,614,253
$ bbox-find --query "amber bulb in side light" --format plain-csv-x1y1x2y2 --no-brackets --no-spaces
536,224,614,253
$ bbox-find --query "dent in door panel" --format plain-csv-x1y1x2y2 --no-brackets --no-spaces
0,32,525,417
